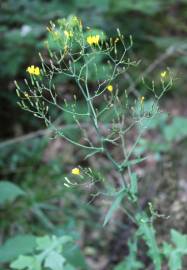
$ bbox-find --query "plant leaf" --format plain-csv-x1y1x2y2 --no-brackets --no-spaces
10,255,33,269
44,251,65,270
0,235,36,263
171,229,187,250
137,213,162,270
10,255,41,270
163,230,187,270
0,181,25,205
103,190,126,226
36,236,51,251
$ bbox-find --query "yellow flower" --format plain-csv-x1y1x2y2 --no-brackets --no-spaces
26,65,40,76
26,65,35,75
140,96,145,105
71,167,80,175
87,36,93,45
34,67,40,76
87,35,100,46
93,35,100,45
107,84,113,92
161,71,167,78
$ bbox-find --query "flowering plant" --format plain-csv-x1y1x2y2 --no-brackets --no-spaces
14,16,183,270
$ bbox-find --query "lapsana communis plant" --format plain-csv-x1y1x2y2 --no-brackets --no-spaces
14,15,177,269
13,15,187,270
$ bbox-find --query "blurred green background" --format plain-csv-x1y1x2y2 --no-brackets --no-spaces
1,0,187,269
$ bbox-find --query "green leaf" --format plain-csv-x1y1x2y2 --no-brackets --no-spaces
44,251,65,270
163,230,187,270
36,235,72,254
36,236,51,251
10,255,41,270
163,245,182,270
168,252,182,270
10,255,33,269
137,213,162,270
162,242,173,256
103,190,126,226
0,181,25,205
0,235,36,263
171,229,187,250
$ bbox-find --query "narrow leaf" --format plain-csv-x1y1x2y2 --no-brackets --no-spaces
103,190,126,226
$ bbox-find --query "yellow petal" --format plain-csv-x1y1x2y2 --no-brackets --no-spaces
87,36,93,45
95,35,100,45
34,67,40,76
107,85,113,92
71,167,80,175
26,67,30,73
26,66,34,74
161,71,167,78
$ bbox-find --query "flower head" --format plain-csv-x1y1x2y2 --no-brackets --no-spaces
161,71,167,78
93,35,100,45
26,65,40,76
71,167,80,175
107,84,113,92
87,35,100,46
87,36,93,45
34,67,40,76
